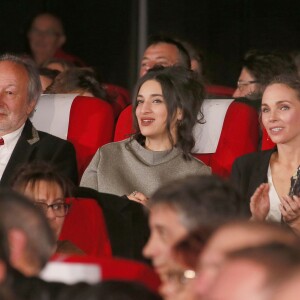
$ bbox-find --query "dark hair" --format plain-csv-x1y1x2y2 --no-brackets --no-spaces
242,50,297,97
45,67,112,103
0,53,42,103
132,65,205,159
0,189,55,271
42,57,75,71
147,34,191,69
11,161,73,198
265,73,300,99
38,67,60,80
149,174,248,231
180,40,204,77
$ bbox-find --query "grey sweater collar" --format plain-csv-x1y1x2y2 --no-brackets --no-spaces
127,139,182,166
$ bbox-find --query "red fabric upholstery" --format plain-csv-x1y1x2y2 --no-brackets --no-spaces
59,197,112,257
105,84,131,119
67,96,115,178
50,254,161,292
205,85,235,97
261,127,276,150
193,102,259,176
114,105,134,141
114,102,259,177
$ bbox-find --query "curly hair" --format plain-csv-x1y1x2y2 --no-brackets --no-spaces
45,67,112,103
132,66,205,159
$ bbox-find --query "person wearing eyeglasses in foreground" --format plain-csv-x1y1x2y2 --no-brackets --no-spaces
11,161,84,255
233,49,297,111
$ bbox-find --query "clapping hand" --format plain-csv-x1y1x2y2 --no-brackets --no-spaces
280,195,300,235
250,183,270,221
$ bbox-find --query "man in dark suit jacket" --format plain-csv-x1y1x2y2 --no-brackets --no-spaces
0,53,78,186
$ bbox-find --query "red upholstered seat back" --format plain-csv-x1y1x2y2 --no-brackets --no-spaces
114,105,134,141
205,85,235,97
114,102,259,177
50,254,161,292
193,101,259,176
59,197,112,257
67,96,115,178
105,84,131,119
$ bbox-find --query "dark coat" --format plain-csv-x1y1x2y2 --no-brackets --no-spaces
75,187,150,263
0,119,78,187
230,148,276,211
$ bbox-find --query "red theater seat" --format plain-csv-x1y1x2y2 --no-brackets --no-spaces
44,254,161,292
31,94,115,178
59,197,112,257
206,85,235,97
114,101,259,177
105,84,131,119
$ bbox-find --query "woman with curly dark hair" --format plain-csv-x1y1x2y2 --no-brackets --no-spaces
80,66,211,204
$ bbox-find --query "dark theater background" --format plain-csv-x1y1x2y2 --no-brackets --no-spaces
1,0,300,90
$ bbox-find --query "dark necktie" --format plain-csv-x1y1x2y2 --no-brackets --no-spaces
0,138,4,145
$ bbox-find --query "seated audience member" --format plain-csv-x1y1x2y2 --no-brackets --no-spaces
231,75,300,234
193,220,298,299
142,174,247,281
0,195,93,299
233,49,297,110
11,161,84,255
38,67,60,92
0,53,78,186
45,67,112,103
179,40,204,78
131,34,259,177
140,34,191,77
42,57,75,72
27,12,85,66
202,243,300,300
0,190,56,276
80,66,211,200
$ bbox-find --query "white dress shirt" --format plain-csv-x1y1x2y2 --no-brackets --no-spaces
0,124,25,180
266,165,281,222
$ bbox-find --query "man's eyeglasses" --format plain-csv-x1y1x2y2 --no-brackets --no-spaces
236,80,258,92
34,200,70,217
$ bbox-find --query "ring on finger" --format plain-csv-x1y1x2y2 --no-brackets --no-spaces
132,191,137,197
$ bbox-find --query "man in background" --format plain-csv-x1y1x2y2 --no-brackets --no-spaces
27,12,85,66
